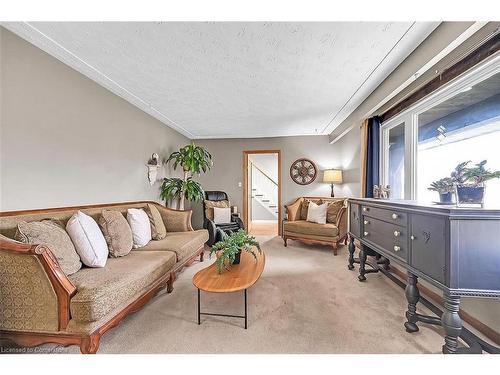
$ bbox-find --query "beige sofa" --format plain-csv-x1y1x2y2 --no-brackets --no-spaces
283,197,348,255
0,201,208,353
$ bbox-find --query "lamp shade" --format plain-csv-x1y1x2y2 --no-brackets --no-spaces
323,169,343,184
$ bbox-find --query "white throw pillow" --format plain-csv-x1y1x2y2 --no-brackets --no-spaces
127,208,152,248
306,202,328,225
213,207,231,224
66,211,108,267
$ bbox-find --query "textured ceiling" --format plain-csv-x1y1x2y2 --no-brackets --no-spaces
3,22,438,138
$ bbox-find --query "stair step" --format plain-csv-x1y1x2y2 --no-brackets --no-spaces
262,199,270,203
255,194,264,197
268,204,277,208
252,188,257,191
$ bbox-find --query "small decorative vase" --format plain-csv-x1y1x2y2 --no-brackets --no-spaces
456,185,485,207
233,250,242,265
439,192,454,204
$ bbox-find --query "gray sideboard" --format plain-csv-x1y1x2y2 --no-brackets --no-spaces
347,198,500,354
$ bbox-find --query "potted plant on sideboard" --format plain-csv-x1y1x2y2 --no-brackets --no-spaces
428,177,455,204
451,160,500,206
210,229,261,274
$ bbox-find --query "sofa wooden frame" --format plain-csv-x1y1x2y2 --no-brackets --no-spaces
0,201,204,354
282,197,348,255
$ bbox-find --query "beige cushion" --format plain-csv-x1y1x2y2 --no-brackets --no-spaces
283,220,338,238
300,199,322,220
15,220,82,275
68,251,176,322
204,200,229,220
145,203,167,240
323,199,344,223
139,229,208,261
98,210,133,257
306,202,328,224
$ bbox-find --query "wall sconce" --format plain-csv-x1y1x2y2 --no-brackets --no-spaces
323,169,343,197
146,153,160,186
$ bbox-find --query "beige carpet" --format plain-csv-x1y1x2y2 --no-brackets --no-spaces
16,236,453,353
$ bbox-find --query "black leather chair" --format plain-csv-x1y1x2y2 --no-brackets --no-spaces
203,191,245,246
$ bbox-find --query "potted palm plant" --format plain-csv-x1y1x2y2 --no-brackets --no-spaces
452,160,500,206
428,177,455,204
210,229,261,274
160,142,213,209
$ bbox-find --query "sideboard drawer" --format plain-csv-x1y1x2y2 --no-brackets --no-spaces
362,205,407,226
363,217,407,262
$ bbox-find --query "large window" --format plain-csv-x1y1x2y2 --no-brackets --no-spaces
380,56,500,206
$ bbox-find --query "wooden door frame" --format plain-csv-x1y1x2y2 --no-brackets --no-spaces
243,150,282,236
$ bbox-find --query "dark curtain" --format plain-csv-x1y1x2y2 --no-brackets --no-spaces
364,116,380,198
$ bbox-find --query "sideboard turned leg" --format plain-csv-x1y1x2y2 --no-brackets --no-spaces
358,245,367,281
441,292,462,354
348,235,355,270
404,272,420,333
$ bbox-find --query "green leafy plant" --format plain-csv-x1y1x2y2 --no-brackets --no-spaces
462,160,500,186
210,229,261,274
428,177,455,194
450,161,471,186
160,142,213,209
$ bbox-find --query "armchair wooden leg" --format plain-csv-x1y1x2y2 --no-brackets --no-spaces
283,237,288,247
332,242,338,256
200,249,205,262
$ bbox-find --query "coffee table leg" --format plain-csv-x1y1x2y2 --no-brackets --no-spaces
197,288,201,325
244,289,247,329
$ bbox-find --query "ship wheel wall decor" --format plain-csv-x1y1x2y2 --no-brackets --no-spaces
290,158,317,185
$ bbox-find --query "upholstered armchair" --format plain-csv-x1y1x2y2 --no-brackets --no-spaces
282,197,348,255
203,191,244,246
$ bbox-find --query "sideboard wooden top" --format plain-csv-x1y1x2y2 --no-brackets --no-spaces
348,198,500,218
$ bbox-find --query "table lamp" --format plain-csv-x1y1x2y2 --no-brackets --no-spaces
323,169,343,197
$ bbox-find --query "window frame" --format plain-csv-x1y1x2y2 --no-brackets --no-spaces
379,54,500,200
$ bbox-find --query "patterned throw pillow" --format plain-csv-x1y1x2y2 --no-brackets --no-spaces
15,219,82,275
322,200,345,223
204,200,229,221
300,199,321,220
98,210,133,257
144,203,167,240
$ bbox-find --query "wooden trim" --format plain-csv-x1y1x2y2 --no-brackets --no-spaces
380,32,500,123
0,200,186,217
360,119,369,198
242,150,282,236
283,234,345,256
389,265,500,345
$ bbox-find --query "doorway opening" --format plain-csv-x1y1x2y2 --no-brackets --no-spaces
243,150,281,236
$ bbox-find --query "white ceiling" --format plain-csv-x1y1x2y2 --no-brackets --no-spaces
3,22,438,139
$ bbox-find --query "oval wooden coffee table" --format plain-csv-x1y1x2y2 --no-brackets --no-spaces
193,250,265,329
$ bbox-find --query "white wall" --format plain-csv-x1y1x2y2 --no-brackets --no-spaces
0,27,189,211
249,153,278,182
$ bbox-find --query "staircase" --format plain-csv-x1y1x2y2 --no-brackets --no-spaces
250,163,278,219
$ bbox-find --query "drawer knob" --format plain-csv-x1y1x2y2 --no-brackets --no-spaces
393,230,400,237
364,220,369,225
363,231,369,236
393,245,401,252
363,207,368,212
391,213,399,219
410,235,415,240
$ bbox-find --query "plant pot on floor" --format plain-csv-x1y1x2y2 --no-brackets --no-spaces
456,186,485,206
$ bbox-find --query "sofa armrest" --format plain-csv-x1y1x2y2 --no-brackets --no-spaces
335,204,348,240
284,197,303,222
157,206,194,232
0,235,76,331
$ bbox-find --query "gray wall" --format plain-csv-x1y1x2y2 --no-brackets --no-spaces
193,135,354,228
0,27,188,211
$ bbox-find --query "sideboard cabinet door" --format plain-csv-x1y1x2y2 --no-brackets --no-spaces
350,203,360,238
410,214,447,285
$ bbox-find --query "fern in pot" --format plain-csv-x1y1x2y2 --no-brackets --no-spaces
452,160,500,206
210,229,261,274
